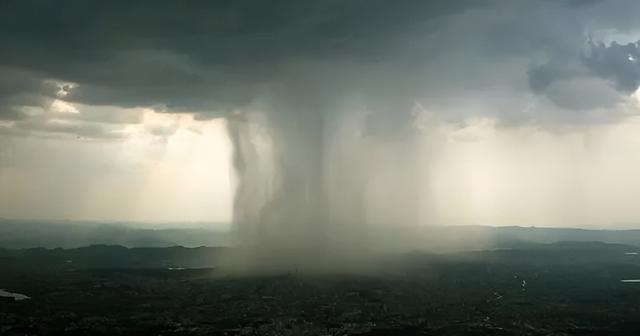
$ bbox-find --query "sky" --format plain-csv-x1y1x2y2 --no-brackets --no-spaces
2,1,640,229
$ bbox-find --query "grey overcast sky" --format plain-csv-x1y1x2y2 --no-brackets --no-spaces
2,0,640,228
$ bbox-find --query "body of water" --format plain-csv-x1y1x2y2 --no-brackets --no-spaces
0,289,30,301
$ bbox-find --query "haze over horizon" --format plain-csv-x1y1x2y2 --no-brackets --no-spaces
2,0,640,233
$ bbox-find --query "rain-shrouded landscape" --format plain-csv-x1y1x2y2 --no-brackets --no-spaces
3,0,640,335
2,222,640,335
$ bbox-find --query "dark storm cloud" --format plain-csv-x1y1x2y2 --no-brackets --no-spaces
528,63,577,94
0,0,639,128
0,0,485,115
525,38,640,111
0,0,480,64
584,40,640,92
512,0,640,112
0,67,53,120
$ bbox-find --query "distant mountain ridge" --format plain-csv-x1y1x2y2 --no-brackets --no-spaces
451,225,640,248
1,218,639,249
0,218,230,249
